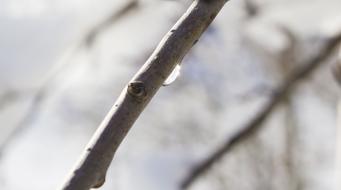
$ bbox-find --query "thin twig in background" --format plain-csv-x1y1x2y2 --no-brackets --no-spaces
83,0,139,47
277,28,302,190
60,0,229,189
244,0,259,18
0,1,139,157
181,32,341,189
0,87,47,153
0,90,20,111
332,47,341,190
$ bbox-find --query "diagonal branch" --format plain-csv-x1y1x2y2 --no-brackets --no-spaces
0,90,20,111
181,32,341,189
60,0,229,189
83,0,139,47
0,0,140,157
332,43,341,190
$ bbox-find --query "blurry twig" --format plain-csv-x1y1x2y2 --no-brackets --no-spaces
277,27,302,190
0,90,20,111
181,32,341,189
244,0,259,18
0,1,139,155
0,87,47,156
83,0,139,47
332,44,341,189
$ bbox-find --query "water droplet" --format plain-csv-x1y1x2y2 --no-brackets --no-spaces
163,64,181,86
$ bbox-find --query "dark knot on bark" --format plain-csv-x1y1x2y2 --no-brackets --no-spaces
127,81,147,101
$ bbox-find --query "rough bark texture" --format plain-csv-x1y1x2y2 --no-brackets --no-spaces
60,0,228,189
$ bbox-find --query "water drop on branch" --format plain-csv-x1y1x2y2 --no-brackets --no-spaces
163,64,181,86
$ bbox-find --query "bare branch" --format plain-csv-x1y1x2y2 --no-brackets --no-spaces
244,0,259,18
0,90,20,111
60,0,229,189
332,48,341,189
0,1,139,157
83,0,139,47
181,32,341,189
332,48,341,85
0,87,46,154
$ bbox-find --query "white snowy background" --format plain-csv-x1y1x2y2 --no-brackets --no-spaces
0,0,341,189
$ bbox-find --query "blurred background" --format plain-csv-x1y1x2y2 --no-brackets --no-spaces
1,0,341,189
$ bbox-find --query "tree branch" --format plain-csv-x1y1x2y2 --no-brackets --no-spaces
0,90,20,111
244,0,259,18
60,0,229,189
0,0,140,158
181,32,341,189
83,0,139,47
332,42,341,190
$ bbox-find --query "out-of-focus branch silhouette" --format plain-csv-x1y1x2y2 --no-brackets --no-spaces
244,0,259,18
0,1,139,156
83,0,139,47
332,49,341,85
0,90,20,111
181,32,341,189
332,46,341,189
